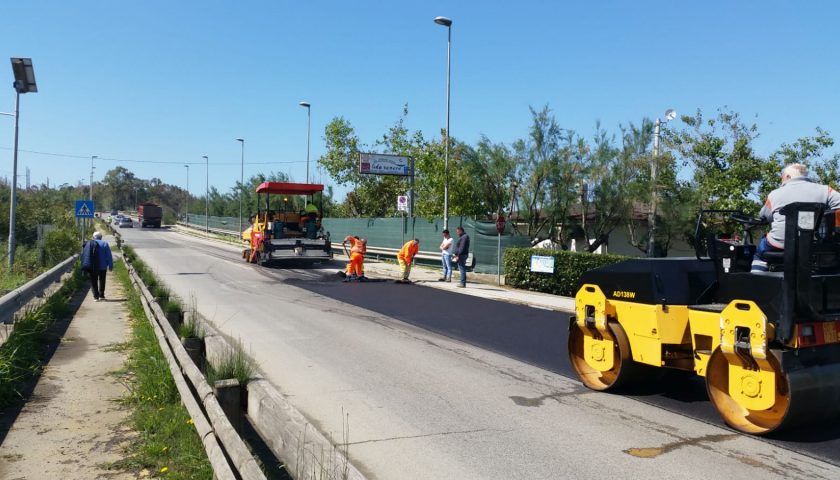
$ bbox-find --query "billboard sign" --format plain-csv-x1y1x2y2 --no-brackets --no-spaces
359,153,411,176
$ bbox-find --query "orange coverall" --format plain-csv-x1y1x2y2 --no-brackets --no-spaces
344,236,366,277
397,240,420,281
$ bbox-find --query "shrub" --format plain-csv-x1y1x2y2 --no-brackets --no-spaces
503,247,629,296
43,229,79,266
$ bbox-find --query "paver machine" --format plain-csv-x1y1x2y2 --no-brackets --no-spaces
568,202,840,434
242,182,332,265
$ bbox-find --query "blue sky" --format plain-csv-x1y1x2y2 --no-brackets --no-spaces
1,1,839,200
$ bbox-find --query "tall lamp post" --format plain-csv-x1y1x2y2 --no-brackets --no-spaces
299,102,311,184
434,16,452,230
184,164,190,223
236,138,244,234
203,155,209,234
7,57,37,269
647,108,676,258
89,155,98,201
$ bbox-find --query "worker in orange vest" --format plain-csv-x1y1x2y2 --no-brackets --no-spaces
396,238,420,284
342,235,367,282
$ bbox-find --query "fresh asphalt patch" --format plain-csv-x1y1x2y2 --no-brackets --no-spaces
288,277,840,466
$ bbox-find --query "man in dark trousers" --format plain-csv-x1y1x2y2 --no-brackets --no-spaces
452,226,470,288
81,231,114,301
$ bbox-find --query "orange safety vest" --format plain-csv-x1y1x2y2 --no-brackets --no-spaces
345,236,366,255
398,241,419,262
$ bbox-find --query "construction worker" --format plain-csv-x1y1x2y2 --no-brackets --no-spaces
396,238,420,284
303,202,319,239
342,235,367,282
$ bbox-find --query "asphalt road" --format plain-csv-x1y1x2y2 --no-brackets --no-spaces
291,270,840,465
116,226,840,479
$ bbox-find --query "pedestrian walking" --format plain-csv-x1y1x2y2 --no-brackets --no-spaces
452,226,470,288
438,229,455,282
396,239,420,284
80,231,114,301
342,235,367,282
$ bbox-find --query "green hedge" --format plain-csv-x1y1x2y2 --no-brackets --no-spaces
503,248,630,296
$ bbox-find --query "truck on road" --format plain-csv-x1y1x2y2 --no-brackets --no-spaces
138,202,163,228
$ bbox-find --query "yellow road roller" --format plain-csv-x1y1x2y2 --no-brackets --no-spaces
569,202,840,434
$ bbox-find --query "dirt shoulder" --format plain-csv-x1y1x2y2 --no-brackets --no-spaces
0,267,135,479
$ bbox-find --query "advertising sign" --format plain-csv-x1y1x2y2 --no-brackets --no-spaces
530,255,555,274
359,153,411,176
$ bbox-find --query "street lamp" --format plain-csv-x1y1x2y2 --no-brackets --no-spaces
203,155,209,234
434,16,452,230
7,57,37,269
299,102,311,184
89,155,98,201
647,108,676,258
236,138,244,234
184,164,190,223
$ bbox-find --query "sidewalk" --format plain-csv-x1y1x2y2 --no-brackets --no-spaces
0,252,134,479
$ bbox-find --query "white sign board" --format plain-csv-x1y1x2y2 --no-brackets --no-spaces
359,153,412,176
530,255,555,273
397,195,409,212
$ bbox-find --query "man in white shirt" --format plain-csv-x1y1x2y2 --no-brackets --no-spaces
438,229,455,282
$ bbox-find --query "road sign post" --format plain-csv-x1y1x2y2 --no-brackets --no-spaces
75,200,95,241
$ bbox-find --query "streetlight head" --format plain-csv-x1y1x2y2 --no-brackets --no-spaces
91,155,98,159
202,155,208,160
299,101,310,108
184,164,189,168
236,138,244,142
434,16,452,27
664,109,677,122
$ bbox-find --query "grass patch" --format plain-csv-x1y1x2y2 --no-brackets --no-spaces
111,259,212,479
0,266,84,407
206,339,255,387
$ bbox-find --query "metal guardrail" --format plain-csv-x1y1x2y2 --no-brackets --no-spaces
0,254,78,325
360,245,475,268
176,221,242,241
126,261,266,480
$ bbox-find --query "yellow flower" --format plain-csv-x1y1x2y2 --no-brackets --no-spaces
160,466,169,473
161,446,169,452
186,419,193,425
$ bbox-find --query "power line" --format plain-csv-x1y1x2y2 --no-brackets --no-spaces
0,146,306,166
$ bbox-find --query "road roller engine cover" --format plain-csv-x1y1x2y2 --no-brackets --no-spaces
569,202,840,434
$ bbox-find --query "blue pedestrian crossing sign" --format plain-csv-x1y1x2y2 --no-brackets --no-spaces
75,200,95,218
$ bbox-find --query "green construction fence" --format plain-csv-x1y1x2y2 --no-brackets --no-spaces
322,216,532,274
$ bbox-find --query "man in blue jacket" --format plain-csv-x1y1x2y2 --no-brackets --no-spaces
82,232,114,301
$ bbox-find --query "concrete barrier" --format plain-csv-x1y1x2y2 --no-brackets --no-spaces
247,379,367,480
0,254,78,326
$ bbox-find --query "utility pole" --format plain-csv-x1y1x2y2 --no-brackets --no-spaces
648,117,661,258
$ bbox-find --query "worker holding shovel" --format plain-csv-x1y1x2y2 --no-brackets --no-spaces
341,235,368,282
